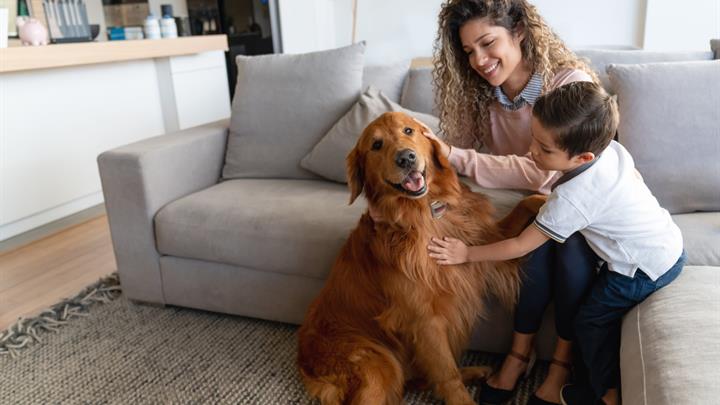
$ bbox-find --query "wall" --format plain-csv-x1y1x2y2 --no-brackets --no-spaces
643,0,719,51
281,0,718,63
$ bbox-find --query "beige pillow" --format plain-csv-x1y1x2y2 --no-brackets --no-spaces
300,86,440,183
222,43,365,180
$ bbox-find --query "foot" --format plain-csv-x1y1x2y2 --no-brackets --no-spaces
479,350,534,404
533,358,572,404
485,350,532,391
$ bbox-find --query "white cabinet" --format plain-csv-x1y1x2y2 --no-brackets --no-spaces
0,50,231,241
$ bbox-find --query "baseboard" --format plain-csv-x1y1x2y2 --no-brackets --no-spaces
0,201,106,254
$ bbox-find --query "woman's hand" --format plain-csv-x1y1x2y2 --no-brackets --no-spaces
428,236,469,265
413,118,451,158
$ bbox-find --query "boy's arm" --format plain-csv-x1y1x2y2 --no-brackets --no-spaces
428,224,549,265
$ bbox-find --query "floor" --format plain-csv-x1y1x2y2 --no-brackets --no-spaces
0,215,116,331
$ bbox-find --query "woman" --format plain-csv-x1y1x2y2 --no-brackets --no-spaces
429,1,601,404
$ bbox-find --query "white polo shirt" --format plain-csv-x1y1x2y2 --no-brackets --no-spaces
534,141,683,281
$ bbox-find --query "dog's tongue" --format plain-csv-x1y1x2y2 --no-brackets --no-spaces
403,170,425,192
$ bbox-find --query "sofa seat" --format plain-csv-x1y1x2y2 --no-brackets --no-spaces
155,179,365,279
621,265,720,405
671,212,720,266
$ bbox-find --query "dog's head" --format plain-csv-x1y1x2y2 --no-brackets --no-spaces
346,112,457,207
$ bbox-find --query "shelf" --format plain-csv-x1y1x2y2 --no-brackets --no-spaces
0,35,229,73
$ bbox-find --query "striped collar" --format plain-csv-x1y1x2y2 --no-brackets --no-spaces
494,72,543,111
551,157,599,192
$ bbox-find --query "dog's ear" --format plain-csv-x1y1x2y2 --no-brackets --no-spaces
429,138,450,172
346,146,364,204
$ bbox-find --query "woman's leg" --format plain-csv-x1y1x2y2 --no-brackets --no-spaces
534,233,599,403
486,240,555,391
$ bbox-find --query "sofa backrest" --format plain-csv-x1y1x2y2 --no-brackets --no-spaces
398,44,718,114
574,49,714,93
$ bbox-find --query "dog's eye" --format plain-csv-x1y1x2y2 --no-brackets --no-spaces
403,127,413,135
372,140,383,150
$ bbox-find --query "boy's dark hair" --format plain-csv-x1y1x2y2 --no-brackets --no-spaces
532,81,619,157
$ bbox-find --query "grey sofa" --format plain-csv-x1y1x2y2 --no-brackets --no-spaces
98,43,720,404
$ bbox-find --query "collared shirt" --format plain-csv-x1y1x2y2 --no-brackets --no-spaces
494,72,543,111
533,141,683,281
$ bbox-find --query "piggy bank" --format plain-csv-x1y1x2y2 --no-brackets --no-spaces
17,17,49,46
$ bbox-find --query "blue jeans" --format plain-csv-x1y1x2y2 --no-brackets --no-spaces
574,251,687,398
514,233,599,340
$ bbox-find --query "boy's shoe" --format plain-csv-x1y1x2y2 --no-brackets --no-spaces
560,383,599,405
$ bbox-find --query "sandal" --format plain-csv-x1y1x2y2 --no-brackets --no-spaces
479,349,537,405
527,358,574,405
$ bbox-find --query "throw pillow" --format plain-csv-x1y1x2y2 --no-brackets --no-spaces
300,86,441,183
400,67,438,116
607,60,720,214
222,42,365,180
362,59,410,104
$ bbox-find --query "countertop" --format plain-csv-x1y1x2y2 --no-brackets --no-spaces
0,35,229,73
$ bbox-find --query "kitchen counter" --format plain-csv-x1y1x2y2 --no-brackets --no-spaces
0,35,228,73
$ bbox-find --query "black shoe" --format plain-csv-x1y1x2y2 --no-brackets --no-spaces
479,380,515,404
479,350,536,404
527,393,561,405
560,383,598,405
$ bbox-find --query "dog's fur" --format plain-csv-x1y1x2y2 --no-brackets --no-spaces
298,112,538,405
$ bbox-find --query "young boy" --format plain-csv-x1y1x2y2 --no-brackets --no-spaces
428,81,685,405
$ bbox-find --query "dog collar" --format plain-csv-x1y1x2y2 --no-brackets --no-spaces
430,200,447,219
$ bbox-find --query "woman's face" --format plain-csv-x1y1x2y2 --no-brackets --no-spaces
459,17,525,88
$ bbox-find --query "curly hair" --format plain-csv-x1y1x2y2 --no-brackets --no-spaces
433,0,599,149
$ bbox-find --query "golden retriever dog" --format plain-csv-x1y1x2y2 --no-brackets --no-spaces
298,112,541,405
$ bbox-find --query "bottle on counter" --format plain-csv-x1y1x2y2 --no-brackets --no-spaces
144,14,161,40
160,4,178,39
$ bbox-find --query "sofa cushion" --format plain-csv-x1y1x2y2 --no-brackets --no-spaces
574,49,713,93
607,60,720,214
300,86,440,183
155,179,366,279
400,67,438,116
222,43,365,180
672,212,720,266
362,60,410,103
621,266,720,405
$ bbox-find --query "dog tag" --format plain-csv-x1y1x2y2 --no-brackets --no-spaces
430,200,447,219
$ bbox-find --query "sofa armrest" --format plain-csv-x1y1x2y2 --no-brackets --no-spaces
97,119,230,304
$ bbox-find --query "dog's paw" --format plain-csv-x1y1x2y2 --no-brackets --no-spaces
460,366,493,382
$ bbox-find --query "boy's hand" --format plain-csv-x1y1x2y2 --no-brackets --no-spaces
413,118,451,158
428,236,468,265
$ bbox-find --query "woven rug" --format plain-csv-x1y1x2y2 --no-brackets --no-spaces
1,274,548,404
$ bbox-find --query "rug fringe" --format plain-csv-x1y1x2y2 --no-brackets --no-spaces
0,273,122,358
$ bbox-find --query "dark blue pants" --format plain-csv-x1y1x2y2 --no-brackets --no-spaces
574,251,687,398
514,233,599,340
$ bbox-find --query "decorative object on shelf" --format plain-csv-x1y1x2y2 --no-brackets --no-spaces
0,0,17,37
159,3,176,38
42,0,91,43
16,15,48,45
0,8,8,48
143,13,159,39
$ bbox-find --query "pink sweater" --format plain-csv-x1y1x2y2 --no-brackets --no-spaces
448,68,592,194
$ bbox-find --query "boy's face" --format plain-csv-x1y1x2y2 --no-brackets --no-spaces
529,116,594,172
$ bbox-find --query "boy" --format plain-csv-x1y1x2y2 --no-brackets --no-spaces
428,81,685,405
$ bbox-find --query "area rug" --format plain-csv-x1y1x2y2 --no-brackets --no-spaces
0,274,548,404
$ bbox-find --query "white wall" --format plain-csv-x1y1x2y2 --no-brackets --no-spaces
643,0,719,51
282,0,718,62
278,0,336,54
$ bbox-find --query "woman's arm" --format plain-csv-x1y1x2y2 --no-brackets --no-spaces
428,224,549,265
448,148,560,194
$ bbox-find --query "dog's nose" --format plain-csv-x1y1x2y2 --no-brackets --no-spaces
395,149,417,169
